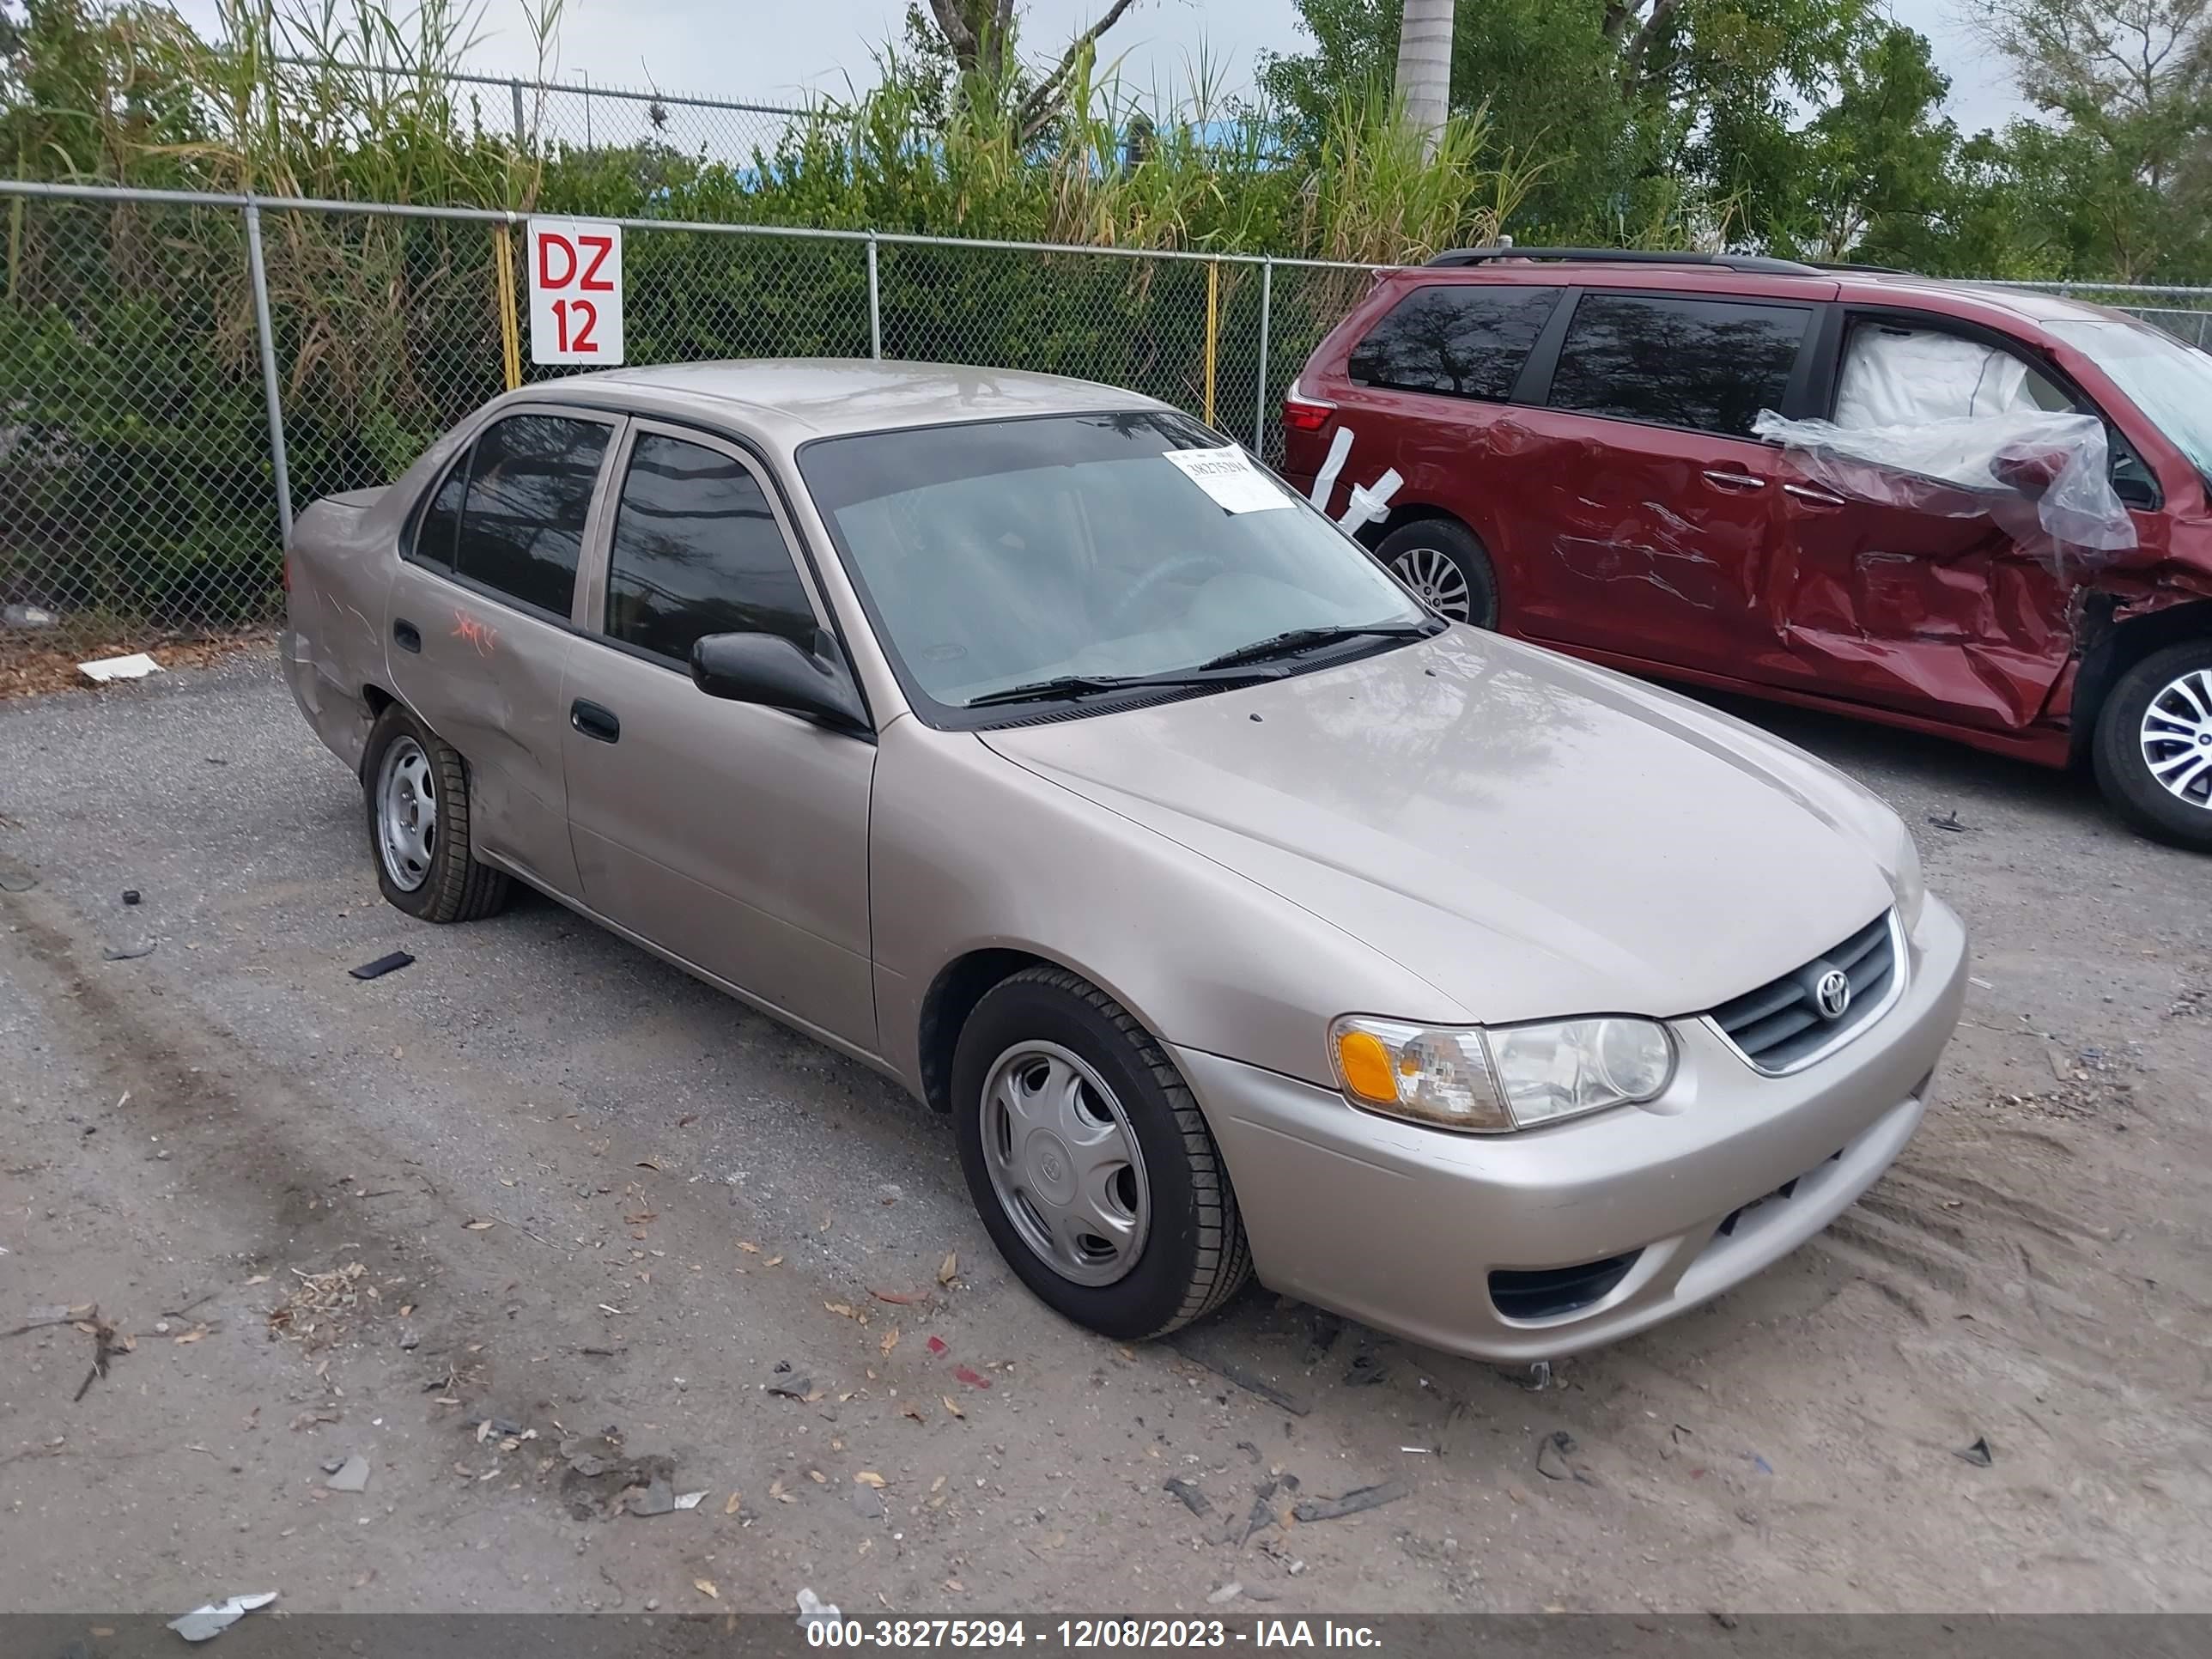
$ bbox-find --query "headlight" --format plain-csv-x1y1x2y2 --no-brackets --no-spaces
1329,1014,1676,1133
1888,823,1926,930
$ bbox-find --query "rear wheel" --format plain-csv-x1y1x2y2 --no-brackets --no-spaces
951,967,1251,1340
1374,518,1497,627
2093,640,2212,850
363,705,512,921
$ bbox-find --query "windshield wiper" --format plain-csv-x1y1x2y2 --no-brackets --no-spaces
962,665,1284,710
1194,620,1441,672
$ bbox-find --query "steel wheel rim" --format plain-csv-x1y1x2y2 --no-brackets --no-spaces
2139,668,2212,810
375,735,438,892
979,1041,1151,1288
1392,545,1473,621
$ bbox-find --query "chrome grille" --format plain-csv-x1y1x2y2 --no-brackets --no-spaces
1705,910,1902,1075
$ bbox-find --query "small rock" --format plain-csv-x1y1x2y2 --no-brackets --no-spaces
1207,1583,1243,1606
850,1481,885,1520
325,1453,371,1492
878,1183,902,1205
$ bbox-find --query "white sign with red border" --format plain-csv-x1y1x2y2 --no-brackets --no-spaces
527,217,624,365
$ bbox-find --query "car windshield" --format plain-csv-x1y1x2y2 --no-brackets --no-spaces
2048,314,2212,476
798,411,1431,717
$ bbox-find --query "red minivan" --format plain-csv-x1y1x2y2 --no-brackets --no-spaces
1283,247,2212,848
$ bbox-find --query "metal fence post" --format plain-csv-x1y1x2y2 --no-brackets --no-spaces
1254,256,1273,453
866,233,883,361
244,201,295,545
1202,259,1220,428
510,79,526,149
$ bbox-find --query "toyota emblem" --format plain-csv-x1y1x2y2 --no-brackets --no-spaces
1814,969,1852,1021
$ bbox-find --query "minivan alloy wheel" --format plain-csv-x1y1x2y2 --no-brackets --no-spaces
979,1040,1152,1286
2138,667,2212,808
375,733,437,891
1391,544,1473,621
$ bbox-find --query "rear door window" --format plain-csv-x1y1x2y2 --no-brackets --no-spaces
451,413,611,618
603,431,821,665
1547,293,1810,437
1347,284,1564,401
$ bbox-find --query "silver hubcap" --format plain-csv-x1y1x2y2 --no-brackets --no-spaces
375,735,438,891
980,1042,1150,1287
2139,668,2212,809
1392,545,1473,621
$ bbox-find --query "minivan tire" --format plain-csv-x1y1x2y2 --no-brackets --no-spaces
951,967,1252,1340
2094,640,2212,851
362,704,513,922
1375,517,1498,627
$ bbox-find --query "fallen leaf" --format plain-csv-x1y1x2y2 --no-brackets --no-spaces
938,1252,957,1285
807,1468,827,1485
637,1160,661,1171
824,1302,861,1321
694,1579,719,1601
678,1114,699,1127
953,1364,992,1389
769,1477,789,1504
880,1328,901,1358
464,1220,495,1231
243,1274,270,1287
942,1395,964,1419
763,1256,783,1267
930,1474,946,1493
174,1328,206,1346
870,1288,929,1306
855,1471,887,1488
738,1242,761,1255
902,1406,926,1423
724,1491,742,1516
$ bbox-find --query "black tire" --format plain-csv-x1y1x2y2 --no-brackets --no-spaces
362,704,512,922
2093,640,2212,851
951,967,1252,1340
1375,517,1498,628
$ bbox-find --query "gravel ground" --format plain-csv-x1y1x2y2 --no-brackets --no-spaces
1,648,2208,1616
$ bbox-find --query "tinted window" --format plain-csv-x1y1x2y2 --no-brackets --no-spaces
1348,284,1562,400
452,414,609,616
412,457,466,568
605,433,817,664
1548,294,1808,436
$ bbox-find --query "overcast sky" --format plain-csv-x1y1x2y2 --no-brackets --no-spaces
177,0,2033,137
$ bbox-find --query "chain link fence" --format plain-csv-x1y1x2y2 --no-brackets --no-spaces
9,175,2206,661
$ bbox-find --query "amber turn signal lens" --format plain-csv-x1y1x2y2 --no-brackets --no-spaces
1334,1028,1399,1104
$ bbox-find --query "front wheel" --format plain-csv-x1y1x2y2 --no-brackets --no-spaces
2094,640,2212,851
1374,518,1498,627
951,968,1251,1340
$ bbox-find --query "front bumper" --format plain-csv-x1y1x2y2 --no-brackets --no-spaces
1176,895,1968,1362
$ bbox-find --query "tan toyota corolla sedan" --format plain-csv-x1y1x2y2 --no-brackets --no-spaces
283,361,1966,1360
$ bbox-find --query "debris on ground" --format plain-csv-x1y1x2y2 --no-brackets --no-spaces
1302,1310,1344,1363
937,1252,958,1285
3,603,58,629
1292,1480,1408,1522
878,1183,902,1205
1239,1473,1299,1545
267,1261,369,1351
674,1489,708,1510
121,889,141,906
1504,1359,1553,1391
1207,1583,1243,1605
3,1303,95,1340
1928,810,1971,833
0,863,35,893
324,1454,371,1492
1342,1346,1389,1388
167,1591,276,1644
1165,1335,1313,1416
71,1310,128,1402
1163,1476,1212,1516
77,652,163,684
100,941,155,961
349,951,414,981
797,1589,842,1632
850,1480,885,1519
556,1430,687,1521
1747,1452,1774,1475
1535,1431,1594,1484
765,1362,816,1401
1955,1436,1995,1468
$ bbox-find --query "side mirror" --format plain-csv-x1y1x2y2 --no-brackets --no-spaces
690,631,868,733
1990,447,2065,499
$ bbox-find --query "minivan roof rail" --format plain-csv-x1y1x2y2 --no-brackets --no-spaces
1425,246,1824,276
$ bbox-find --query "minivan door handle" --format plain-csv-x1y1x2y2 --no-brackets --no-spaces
570,699,621,744
392,618,422,653
1700,469,1767,491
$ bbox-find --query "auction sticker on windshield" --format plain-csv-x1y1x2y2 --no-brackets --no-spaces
1161,446,1294,514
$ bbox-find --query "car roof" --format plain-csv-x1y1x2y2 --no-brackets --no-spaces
528,358,1170,441
1389,258,2125,331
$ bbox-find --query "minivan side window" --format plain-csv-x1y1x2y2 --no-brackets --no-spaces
450,414,611,617
1548,293,1809,437
1347,284,1564,402
603,432,820,665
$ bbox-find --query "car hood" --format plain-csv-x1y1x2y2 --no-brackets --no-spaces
980,628,1901,1024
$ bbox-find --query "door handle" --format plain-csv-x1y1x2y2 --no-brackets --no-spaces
392,618,422,653
1701,469,1767,491
1783,482,1849,508
570,699,621,744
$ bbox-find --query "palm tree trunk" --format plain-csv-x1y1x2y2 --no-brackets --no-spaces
1395,0,1456,160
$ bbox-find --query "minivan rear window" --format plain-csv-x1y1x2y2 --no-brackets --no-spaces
1547,293,1808,437
1347,284,1564,402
